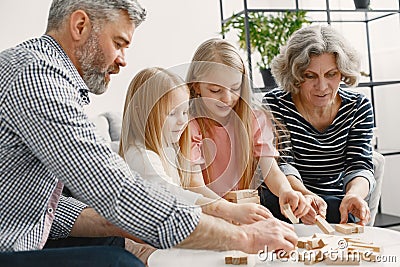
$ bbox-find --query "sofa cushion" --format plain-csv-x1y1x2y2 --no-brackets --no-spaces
89,114,112,143
88,112,122,153
102,112,122,142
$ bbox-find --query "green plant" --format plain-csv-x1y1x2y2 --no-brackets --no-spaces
221,11,310,70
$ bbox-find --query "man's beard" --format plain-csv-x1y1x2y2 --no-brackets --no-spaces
75,32,117,95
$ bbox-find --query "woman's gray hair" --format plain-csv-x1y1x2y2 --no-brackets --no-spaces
271,24,361,94
46,0,146,32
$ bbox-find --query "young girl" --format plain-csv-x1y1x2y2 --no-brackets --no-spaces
119,67,272,225
186,38,312,221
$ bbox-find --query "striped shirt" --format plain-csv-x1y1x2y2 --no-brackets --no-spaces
0,35,200,252
263,88,375,196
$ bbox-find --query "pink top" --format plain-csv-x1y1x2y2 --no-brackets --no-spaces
190,109,278,196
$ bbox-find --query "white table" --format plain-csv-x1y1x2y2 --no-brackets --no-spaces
148,224,400,266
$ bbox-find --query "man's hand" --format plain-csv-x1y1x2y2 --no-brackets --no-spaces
240,218,298,253
177,214,297,254
125,239,157,265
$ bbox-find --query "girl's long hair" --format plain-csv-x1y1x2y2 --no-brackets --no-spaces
119,67,191,188
186,38,261,189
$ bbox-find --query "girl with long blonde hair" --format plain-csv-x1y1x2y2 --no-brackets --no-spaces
187,38,312,221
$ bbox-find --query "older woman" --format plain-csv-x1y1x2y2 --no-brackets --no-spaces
261,25,376,225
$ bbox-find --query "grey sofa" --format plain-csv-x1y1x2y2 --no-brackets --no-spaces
89,112,122,153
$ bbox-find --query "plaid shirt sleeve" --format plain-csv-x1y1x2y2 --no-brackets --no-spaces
49,196,88,239
0,36,201,251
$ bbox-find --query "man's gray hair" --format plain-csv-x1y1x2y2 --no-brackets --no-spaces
46,0,146,32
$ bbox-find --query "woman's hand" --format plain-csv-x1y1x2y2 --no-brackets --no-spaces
300,194,328,225
229,202,273,225
339,193,370,225
278,190,311,221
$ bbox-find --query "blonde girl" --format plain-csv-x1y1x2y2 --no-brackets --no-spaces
187,38,313,221
119,67,272,224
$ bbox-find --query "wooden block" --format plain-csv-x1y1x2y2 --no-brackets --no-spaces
239,257,247,264
312,233,334,239
347,246,373,252
335,224,354,234
306,239,318,249
344,237,372,244
304,256,317,265
347,223,364,233
313,233,335,247
234,196,260,204
304,250,324,265
336,223,365,234
349,243,381,253
231,257,242,265
225,255,247,265
297,237,309,249
224,190,260,204
224,190,258,201
297,251,306,262
354,225,364,233
232,256,247,265
306,238,326,249
318,238,327,248
347,241,374,248
276,250,290,259
315,215,334,234
240,256,247,264
282,203,299,224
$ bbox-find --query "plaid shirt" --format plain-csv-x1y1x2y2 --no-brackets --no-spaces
0,35,201,252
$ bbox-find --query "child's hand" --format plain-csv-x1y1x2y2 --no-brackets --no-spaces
300,194,327,225
230,202,273,225
278,190,311,221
